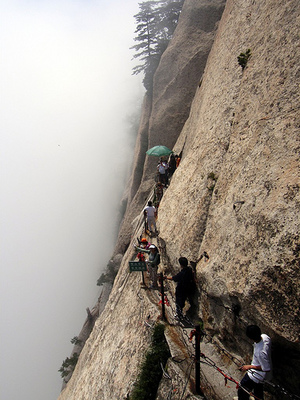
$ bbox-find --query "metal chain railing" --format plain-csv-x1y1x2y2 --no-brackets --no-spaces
156,273,300,400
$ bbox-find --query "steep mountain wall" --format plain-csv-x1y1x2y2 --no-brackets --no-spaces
115,0,226,254
58,0,300,399
158,0,300,394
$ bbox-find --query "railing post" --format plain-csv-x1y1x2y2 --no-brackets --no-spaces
159,273,166,321
195,324,203,395
141,271,145,286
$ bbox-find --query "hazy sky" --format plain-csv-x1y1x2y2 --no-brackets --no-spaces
0,1,142,399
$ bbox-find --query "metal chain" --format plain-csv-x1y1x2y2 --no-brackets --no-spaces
159,280,300,400
199,353,263,400
202,332,242,367
179,359,195,400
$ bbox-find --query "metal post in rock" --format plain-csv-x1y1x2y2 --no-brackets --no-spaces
141,270,145,286
159,273,166,321
195,324,203,395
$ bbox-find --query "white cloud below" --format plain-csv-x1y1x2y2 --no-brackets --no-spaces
0,1,142,399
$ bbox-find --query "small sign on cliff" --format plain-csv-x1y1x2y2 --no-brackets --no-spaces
129,261,147,272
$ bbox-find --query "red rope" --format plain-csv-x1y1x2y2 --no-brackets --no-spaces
159,295,170,306
215,366,239,388
200,353,263,399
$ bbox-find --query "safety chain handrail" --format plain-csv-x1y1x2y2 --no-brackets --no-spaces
160,356,195,400
202,331,242,367
160,275,300,400
199,352,263,400
199,284,247,326
179,359,195,400
199,350,300,400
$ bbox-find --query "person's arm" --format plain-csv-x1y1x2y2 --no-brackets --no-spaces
171,270,183,282
240,365,262,372
240,348,271,373
134,245,150,253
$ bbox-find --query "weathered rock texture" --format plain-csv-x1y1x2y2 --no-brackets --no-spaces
58,0,300,399
158,0,300,395
115,0,226,254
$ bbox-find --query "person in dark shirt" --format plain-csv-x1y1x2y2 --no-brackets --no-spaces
168,153,176,177
165,257,195,319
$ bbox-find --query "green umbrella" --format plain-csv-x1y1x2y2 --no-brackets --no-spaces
146,145,173,157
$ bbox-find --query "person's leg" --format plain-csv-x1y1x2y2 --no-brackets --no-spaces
149,266,158,287
151,216,157,232
238,374,255,400
148,216,154,232
175,294,185,318
152,217,157,233
149,266,154,286
253,382,264,400
148,216,157,233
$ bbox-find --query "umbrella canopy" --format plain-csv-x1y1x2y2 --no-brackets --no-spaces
146,145,173,157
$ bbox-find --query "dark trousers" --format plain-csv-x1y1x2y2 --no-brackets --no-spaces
238,373,264,400
159,173,166,185
175,294,186,317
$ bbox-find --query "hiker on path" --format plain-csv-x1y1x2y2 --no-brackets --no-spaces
175,154,181,168
136,238,150,262
157,159,168,186
237,325,272,400
168,154,176,177
165,257,195,319
134,244,160,288
143,201,157,234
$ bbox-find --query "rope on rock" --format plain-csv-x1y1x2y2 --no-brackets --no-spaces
199,352,263,400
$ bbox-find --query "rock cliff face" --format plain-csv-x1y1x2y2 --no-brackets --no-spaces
116,0,226,254
58,0,300,399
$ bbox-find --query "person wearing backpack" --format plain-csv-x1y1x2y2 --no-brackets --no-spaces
134,244,160,289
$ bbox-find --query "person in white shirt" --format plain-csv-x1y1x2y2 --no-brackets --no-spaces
238,325,272,400
157,159,168,186
143,201,157,234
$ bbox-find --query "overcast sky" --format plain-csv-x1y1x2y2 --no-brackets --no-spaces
0,1,142,399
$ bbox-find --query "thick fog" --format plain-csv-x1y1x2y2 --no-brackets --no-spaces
0,1,142,399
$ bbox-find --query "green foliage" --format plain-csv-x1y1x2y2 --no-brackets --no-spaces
131,0,184,90
97,273,107,286
97,261,117,286
70,336,82,345
237,48,251,70
58,353,79,378
130,324,171,400
207,172,218,191
207,172,217,181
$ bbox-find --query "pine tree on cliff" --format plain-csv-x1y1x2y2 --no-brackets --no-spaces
131,1,159,91
156,0,184,39
131,0,184,91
